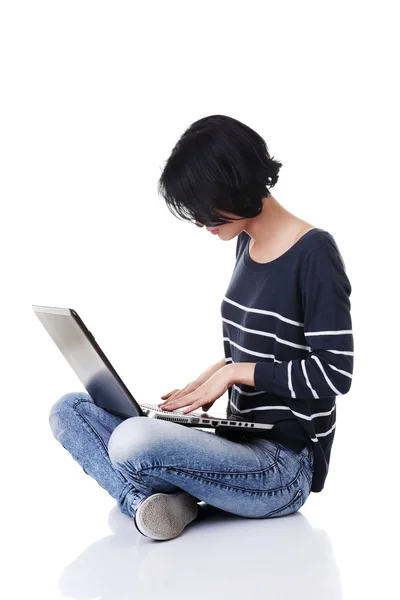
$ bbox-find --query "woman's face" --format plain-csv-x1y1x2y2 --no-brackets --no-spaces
195,210,246,241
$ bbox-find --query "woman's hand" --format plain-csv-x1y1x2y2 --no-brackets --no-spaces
158,358,227,411
158,366,232,414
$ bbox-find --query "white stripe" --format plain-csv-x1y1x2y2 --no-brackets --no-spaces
311,355,341,395
292,405,336,421
222,330,354,366
230,400,291,414
223,296,304,326
231,384,269,396
327,363,353,378
288,361,296,398
305,330,353,336
230,393,336,421
230,352,353,398
315,423,336,438
311,423,337,442
222,318,310,351
223,338,283,362
301,359,319,398
225,342,351,396
222,296,353,349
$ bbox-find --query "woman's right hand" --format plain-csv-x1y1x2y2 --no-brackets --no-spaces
158,358,226,412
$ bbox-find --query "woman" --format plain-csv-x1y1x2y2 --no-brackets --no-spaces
49,115,354,541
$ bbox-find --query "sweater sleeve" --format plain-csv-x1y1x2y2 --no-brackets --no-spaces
253,241,354,399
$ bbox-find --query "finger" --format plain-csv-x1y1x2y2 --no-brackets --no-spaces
170,383,194,401
166,391,184,403
160,384,194,406
159,390,182,405
182,399,205,414
161,392,182,405
160,391,176,399
160,389,179,400
162,392,195,410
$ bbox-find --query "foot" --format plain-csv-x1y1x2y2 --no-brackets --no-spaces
134,491,199,541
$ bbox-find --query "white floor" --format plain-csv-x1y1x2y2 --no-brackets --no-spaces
3,404,398,600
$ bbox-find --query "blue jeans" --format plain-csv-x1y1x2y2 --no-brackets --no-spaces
49,391,314,519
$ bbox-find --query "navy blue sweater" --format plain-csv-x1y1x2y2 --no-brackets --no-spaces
220,227,354,492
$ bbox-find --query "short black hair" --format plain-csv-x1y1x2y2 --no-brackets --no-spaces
157,114,283,228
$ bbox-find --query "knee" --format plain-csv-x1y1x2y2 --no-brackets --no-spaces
49,391,92,440
108,416,150,466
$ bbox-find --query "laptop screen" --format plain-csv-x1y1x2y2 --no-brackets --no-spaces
32,305,141,419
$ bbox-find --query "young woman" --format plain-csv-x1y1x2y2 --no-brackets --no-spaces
49,115,354,541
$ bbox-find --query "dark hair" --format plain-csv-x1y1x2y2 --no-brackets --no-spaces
157,115,283,228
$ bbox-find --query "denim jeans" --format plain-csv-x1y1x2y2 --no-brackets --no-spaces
49,391,314,519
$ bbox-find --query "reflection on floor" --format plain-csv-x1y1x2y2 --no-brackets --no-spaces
57,502,342,600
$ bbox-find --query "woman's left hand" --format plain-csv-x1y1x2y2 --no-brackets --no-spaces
159,366,232,414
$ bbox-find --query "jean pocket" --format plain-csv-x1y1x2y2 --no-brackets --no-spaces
261,489,303,519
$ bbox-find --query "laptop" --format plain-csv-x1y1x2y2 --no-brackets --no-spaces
32,305,274,434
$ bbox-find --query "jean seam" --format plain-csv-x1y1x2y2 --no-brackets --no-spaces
141,465,269,494
137,462,304,496
146,442,280,477
260,488,303,518
144,458,279,476
71,399,128,485
71,399,109,452
301,464,313,489
166,461,279,476
241,440,281,471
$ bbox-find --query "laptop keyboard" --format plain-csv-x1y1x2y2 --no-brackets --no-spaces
140,402,200,417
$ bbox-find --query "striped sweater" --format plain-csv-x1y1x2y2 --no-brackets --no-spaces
221,227,354,492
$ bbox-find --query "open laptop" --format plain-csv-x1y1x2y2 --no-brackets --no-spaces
32,305,273,434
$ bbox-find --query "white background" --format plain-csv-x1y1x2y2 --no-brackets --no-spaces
1,1,399,599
